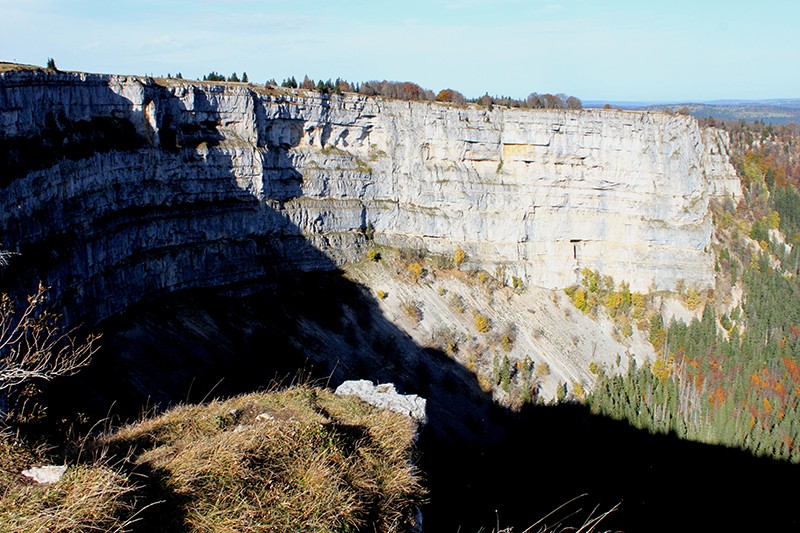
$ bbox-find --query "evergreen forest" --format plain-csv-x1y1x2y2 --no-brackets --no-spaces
587,120,800,462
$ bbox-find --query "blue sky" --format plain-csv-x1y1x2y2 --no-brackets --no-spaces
2,0,798,102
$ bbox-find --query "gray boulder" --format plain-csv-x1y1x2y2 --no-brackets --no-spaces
335,380,427,426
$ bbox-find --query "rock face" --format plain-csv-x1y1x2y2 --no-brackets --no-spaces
335,380,427,426
0,69,740,324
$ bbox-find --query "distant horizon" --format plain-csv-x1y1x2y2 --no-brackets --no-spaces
1,0,798,103
585,97,800,107
3,58,798,109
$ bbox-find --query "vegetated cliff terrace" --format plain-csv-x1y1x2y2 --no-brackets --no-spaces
0,68,740,324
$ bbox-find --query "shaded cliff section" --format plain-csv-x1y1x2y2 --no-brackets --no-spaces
0,70,362,326
0,69,498,445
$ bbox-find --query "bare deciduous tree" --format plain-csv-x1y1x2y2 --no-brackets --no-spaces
0,282,99,397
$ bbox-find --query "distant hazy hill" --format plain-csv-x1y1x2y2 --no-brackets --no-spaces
585,98,800,124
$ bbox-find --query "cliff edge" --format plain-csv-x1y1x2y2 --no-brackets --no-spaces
0,68,740,324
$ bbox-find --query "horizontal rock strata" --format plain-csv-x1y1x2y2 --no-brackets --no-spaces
0,70,740,323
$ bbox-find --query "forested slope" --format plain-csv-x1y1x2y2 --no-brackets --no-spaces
588,119,800,462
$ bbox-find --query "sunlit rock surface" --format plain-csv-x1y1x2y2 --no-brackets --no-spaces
0,69,740,323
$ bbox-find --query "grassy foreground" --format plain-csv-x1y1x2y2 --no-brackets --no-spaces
0,386,425,532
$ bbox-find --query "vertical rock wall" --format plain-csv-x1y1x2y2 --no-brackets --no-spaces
0,69,740,323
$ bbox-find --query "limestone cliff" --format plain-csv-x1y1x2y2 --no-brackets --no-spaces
0,69,740,324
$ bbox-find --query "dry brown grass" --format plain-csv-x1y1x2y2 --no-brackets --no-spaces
103,386,425,532
0,430,40,482
0,430,137,533
0,385,424,532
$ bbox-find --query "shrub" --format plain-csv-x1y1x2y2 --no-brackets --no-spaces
407,262,423,281
434,329,459,356
453,247,466,267
685,287,703,310
435,89,467,105
477,374,493,393
555,382,567,402
571,287,588,311
376,290,387,300
500,327,516,352
535,362,551,378
366,247,381,262
448,294,465,313
402,301,422,323
473,312,490,333
572,382,585,399
500,334,514,352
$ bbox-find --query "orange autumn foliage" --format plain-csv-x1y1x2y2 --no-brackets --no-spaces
709,387,727,408
785,357,800,383
773,381,787,401
763,397,773,414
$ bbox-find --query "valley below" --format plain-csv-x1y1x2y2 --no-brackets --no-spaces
2,64,800,531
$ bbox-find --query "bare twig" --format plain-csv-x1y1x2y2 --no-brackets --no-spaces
520,494,619,533
0,283,98,398
0,248,19,268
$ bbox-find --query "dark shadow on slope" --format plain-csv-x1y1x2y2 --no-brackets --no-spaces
421,400,800,532
0,77,496,530
2,75,800,532
47,276,800,533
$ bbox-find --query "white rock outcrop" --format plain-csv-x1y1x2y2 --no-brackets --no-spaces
335,380,427,425
0,70,741,323
21,465,68,484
